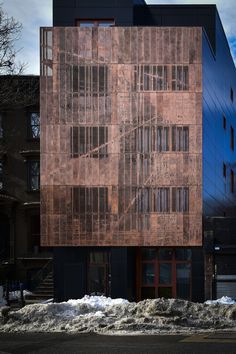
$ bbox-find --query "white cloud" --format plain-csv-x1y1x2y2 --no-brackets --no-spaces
2,0,52,74
146,0,236,64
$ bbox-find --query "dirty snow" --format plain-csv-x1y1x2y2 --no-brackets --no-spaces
0,288,33,305
205,296,236,305
1,295,236,334
0,286,5,308
0,299,6,308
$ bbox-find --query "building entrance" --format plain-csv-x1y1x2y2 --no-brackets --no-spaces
137,248,192,300
88,252,111,296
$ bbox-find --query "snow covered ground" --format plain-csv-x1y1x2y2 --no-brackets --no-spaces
205,296,236,305
0,299,6,308
0,295,236,334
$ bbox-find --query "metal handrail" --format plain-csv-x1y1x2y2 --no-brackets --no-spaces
17,252,52,259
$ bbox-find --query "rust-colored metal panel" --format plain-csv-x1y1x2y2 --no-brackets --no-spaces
40,27,203,247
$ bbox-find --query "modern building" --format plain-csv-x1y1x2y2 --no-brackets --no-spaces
40,0,236,302
0,75,52,288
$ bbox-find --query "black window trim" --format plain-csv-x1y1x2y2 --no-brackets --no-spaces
27,111,40,141
27,159,40,192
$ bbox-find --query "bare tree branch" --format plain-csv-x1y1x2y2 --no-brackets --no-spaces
0,4,36,109
0,75,39,109
0,3,26,75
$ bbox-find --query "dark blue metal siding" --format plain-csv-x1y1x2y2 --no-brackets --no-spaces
202,13,236,218
53,0,135,26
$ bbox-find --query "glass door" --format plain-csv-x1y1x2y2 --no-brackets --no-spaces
88,252,110,296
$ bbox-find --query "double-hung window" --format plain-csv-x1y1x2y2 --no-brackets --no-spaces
28,113,40,139
28,161,40,191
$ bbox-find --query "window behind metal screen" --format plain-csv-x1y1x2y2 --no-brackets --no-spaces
172,126,189,152
73,66,78,92
71,126,108,158
172,187,189,212
73,187,108,216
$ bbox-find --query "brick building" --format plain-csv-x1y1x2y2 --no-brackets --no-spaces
40,1,236,302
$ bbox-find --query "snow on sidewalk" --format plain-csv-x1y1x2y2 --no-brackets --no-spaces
0,295,236,334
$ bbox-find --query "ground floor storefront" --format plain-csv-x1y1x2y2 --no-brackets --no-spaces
53,247,204,302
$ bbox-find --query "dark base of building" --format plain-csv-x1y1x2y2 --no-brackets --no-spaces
53,247,204,303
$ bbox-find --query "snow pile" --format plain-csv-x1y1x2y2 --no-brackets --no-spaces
205,296,236,305
9,290,33,301
0,299,6,308
0,286,6,308
1,295,236,334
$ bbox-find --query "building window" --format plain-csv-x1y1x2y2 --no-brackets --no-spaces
28,112,40,139
139,248,191,300
231,170,234,193
134,126,169,153
172,187,189,212
76,19,114,27
176,263,191,299
72,65,108,96
71,126,108,158
230,87,234,102
134,65,168,91
136,188,152,213
41,29,52,77
0,161,3,190
223,116,226,130
223,163,227,178
154,188,170,213
0,114,3,138
28,161,40,191
153,127,169,152
231,126,234,151
172,66,189,91
120,186,189,215
135,127,152,153
172,126,189,151
73,187,108,216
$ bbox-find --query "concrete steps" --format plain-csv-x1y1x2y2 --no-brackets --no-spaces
25,272,54,304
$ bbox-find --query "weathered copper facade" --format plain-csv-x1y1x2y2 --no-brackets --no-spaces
40,26,202,247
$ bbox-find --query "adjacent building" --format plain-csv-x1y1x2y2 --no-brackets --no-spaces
0,75,51,288
40,1,236,302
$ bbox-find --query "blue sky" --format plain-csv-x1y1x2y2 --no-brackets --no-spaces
2,0,236,74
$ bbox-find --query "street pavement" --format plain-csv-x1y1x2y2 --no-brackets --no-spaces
1,332,236,354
